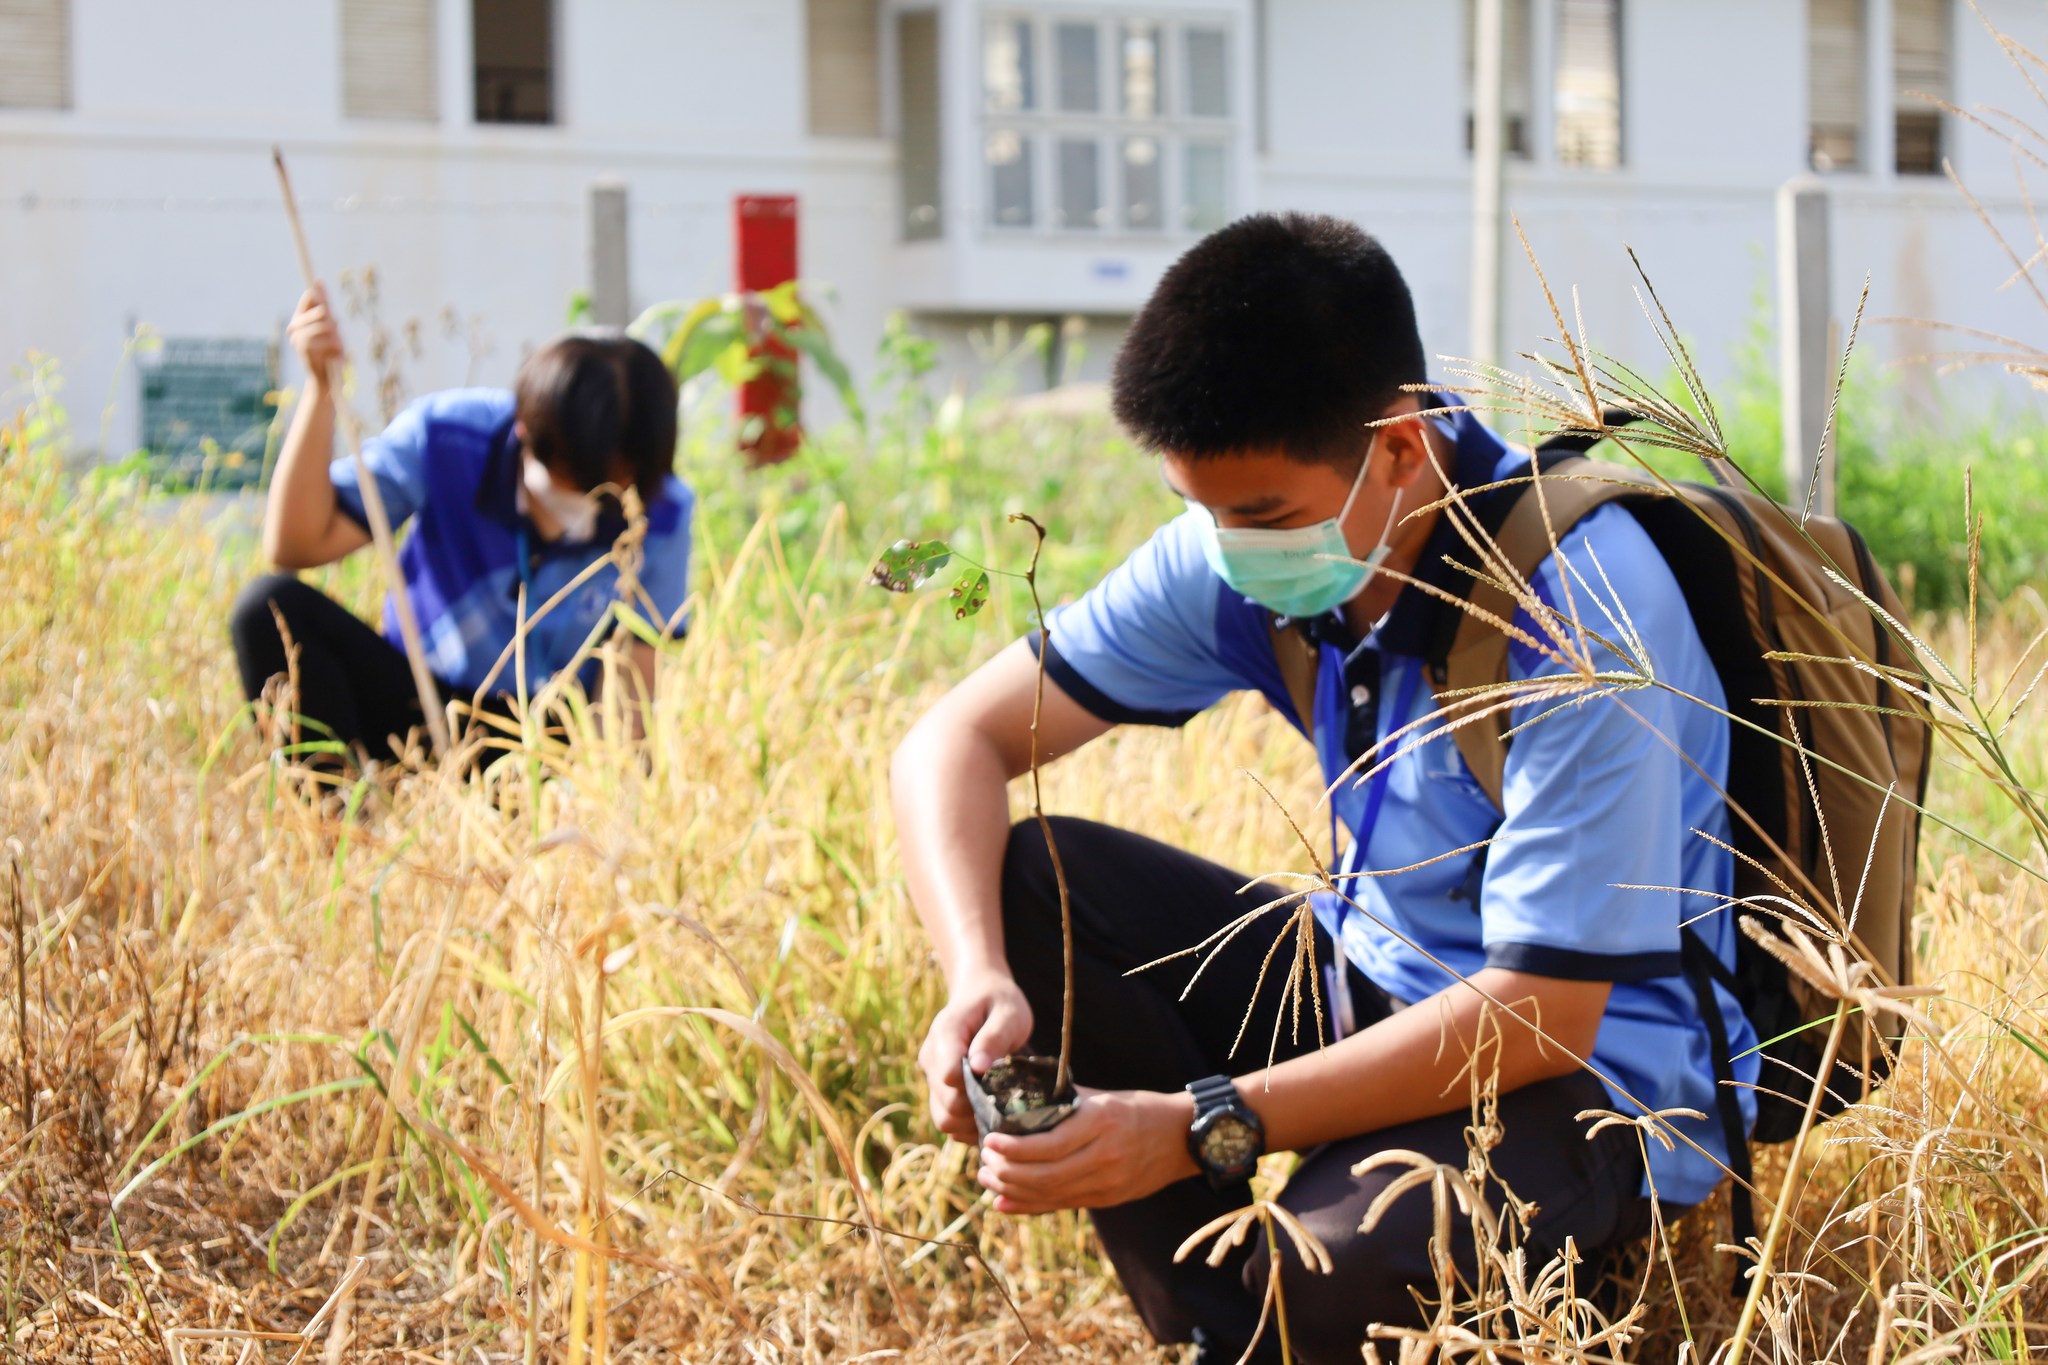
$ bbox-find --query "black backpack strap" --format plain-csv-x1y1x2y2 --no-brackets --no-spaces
1682,928,1756,1295
1531,408,1645,456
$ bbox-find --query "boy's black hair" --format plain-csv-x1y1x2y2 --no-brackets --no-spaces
1111,212,1427,466
514,332,679,505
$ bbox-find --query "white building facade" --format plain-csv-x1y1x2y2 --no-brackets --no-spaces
1,0,2041,460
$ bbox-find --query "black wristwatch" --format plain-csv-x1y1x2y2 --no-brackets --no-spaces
1185,1074,1266,1190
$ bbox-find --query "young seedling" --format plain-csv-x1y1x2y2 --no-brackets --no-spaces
871,514,1077,1137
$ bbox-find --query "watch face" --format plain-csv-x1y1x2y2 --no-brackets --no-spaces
1198,1113,1261,1172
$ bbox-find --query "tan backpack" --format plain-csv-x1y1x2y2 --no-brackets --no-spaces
1273,447,1930,1232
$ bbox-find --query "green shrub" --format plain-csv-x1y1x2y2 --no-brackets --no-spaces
1626,304,2048,614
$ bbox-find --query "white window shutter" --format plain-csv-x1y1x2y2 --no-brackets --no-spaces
0,0,70,110
897,9,943,238
808,0,881,137
1893,0,1949,105
1809,0,1865,168
1555,0,1622,168
342,0,439,123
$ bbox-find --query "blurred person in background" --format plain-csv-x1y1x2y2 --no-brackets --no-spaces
231,286,694,768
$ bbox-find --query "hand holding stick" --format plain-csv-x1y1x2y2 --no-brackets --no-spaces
271,146,450,758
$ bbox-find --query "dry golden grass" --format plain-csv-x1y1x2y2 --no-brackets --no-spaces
1,385,2044,1362
0,433,1319,1363
13,59,2048,1339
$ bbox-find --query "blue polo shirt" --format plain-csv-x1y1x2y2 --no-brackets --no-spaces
1037,399,1757,1207
330,388,693,697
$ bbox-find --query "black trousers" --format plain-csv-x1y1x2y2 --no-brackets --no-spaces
1000,817,1655,1365
230,574,512,764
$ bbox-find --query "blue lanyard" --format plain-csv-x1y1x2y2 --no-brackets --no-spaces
1330,656,1425,878
516,522,536,596
1325,655,1425,1037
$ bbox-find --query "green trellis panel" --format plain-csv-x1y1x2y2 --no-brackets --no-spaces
140,338,278,489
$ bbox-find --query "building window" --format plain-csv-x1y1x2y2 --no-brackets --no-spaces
982,11,1234,236
1122,134,1163,229
1554,0,1622,168
1055,21,1101,113
1463,0,1532,157
342,0,438,122
473,0,553,125
1183,25,1228,118
1809,0,1865,171
1894,0,1949,174
0,0,70,110
899,9,943,239
1184,141,1227,232
987,127,1035,226
808,0,881,137
1121,21,1164,117
1056,136,1103,228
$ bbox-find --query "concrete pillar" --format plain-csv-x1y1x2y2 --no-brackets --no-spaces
1470,0,1508,373
1866,0,1897,178
1777,176,1836,517
439,0,472,130
589,179,630,327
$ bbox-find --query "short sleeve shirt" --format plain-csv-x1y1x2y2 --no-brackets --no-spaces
330,388,694,696
1036,399,1758,1207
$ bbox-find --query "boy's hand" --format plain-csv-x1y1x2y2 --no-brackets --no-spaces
976,1087,1200,1214
288,285,345,382
919,971,1033,1144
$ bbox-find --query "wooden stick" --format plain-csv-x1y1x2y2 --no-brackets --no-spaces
271,146,450,757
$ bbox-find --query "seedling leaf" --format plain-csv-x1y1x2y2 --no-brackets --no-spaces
869,540,953,592
951,568,992,619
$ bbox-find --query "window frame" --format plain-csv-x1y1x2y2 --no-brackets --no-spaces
977,8,1238,240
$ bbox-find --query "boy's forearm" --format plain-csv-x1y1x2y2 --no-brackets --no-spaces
264,376,341,567
1238,968,1610,1153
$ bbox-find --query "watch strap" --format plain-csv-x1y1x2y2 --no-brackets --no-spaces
1187,1074,1241,1116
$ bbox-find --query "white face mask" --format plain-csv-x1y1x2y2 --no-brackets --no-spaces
522,457,601,542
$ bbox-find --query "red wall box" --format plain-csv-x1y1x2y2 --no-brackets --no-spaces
734,194,801,466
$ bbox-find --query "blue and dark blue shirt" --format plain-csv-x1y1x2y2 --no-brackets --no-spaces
1036,398,1757,1207
330,388,694,697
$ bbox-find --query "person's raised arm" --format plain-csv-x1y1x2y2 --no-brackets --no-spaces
893,637,1114,1143
263,286,371,570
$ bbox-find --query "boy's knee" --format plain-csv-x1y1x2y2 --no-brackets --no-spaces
998,815,1085,909
1239,1201,1435,1361
229,573,304,645
1236,1260,1417,1363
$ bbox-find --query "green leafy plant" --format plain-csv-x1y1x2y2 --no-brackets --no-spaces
630,281,865,454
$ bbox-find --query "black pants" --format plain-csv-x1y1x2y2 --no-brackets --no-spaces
1000,817,1655,1365
230,574,510,764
